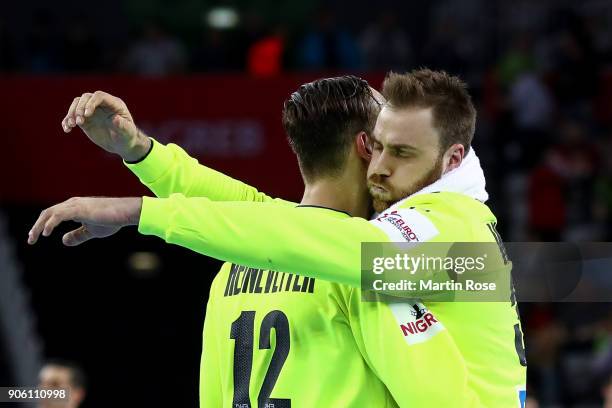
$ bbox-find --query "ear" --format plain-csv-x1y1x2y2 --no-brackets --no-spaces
356,132,372,161
443,143,465,174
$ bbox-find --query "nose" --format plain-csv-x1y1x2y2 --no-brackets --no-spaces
369,151,392,179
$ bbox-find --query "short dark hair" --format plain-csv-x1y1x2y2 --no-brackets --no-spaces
382,69,476,154
44,359,87,390
282,75,380,180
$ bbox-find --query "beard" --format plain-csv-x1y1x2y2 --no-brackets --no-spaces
368,155,444,213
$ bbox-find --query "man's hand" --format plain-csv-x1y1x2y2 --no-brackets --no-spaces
62,91,151,162
27,197,143,246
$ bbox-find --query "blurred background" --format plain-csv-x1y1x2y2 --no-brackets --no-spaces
2,0,612,406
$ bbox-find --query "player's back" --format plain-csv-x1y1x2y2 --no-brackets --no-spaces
388,192,527,407
200,261,398,407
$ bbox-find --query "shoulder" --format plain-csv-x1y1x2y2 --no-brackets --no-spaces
370,192,495,242
370,206,439,242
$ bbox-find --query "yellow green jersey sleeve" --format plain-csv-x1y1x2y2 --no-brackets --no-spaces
124,138,293,206
139,194,385,287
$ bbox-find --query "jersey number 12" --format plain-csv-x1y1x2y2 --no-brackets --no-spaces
230,310,291,408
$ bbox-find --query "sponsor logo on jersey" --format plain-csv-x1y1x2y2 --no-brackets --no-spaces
388,302,445,345
373,208,439,243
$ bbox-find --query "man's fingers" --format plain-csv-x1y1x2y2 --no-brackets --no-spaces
28,208,51,244
42,213,66,237
74,93,93,125
62,225,93,246
83,91,108,118
61,91,128,132
27,198,84,245
62,97,80,132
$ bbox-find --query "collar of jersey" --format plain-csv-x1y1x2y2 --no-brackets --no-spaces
295,205,351,218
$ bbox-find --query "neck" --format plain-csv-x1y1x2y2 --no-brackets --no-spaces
300,177,370,218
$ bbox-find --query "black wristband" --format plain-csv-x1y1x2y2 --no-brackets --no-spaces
125,137,154,164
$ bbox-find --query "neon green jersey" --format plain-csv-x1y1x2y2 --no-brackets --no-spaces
129,140,525,407
126,140,480,407
199,213,478,407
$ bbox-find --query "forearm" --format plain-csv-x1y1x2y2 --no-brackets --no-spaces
137,194,384,287
136,195,472,298
125,139,288,204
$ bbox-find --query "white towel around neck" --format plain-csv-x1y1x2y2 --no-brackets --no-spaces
389,147,489,210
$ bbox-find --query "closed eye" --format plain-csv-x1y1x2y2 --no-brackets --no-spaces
391,148,414,158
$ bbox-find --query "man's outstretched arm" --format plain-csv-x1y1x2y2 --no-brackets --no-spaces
124,139,289,204
62,90,292,204
27,195,384,287
137,194,389,287
29,195,507,297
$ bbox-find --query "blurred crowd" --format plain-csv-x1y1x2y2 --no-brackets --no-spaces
0,1,607,79
4,0,612,406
